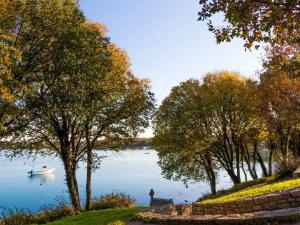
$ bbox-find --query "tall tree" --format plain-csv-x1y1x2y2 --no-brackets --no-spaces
258,70,300,173
200,72,261,184
154,72,265,188
153,79,217,194
12,1,154,212
14,0,111,211
82,37,154,210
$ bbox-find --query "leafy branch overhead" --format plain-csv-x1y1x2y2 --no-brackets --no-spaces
198,0,300,48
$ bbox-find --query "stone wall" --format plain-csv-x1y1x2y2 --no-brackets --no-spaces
192,188,300,215
151,204,192,216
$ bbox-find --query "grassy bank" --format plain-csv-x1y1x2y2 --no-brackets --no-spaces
200,178,300,204
45,207,146,225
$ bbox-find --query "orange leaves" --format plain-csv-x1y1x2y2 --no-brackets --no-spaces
85,22,108,36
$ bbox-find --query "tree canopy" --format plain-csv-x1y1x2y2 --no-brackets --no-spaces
198,0,300,48
154,71,300,192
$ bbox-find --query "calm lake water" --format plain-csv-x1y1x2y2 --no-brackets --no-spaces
0,149,233,212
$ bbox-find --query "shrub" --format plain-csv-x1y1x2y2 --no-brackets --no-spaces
0,209,35,225
107,220,126,225
0,202,75,225
274,154,300,178
34,203,75,224
90,193,135,210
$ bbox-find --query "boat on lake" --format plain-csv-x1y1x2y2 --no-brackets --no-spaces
28,166,55,176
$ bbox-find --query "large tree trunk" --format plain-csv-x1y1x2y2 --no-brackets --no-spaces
85,121,93,211
226,167,241,184
204,154,216,194
85,147,92,211
64,162,81,212
209,170,216,195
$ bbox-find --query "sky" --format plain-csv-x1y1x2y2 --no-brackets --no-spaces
79,0,263,137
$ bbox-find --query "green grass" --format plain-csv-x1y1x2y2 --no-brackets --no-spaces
198,176,276,203
200,178,300,204
44,207,146,225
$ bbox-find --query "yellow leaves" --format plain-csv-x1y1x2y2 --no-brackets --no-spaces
85,22,108,36
0,32,22,101
0,0,24,31
108,43,130,73
203,71,246,86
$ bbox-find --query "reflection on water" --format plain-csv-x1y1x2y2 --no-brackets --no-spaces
28,174,56,185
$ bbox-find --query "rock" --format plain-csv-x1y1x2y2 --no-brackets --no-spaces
293,167,300,178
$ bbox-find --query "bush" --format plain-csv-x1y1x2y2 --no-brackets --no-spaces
0,203,75,225
90,193,135,210
274,154,300,178
0,209,35,225
107,220,126,225
34,203,75,224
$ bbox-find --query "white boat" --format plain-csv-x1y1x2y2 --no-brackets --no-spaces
28,166,55,176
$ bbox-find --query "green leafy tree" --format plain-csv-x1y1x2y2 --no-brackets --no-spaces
154,79,217,194
11,1,154,212
82,36,155,210
14,0,110,211
198,0,300,48
154,72,268,188
201,72,263,184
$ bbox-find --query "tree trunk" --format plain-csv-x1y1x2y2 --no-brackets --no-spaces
252,142,258,178
64,162,81,212
241,160,248,182
227,168,241,184
203,153,216,194
235,146,241,183
257,151,268,177
284,130,291,167
85,147,92,211
243,144,257,179
268,144,275,176
209,170,216,195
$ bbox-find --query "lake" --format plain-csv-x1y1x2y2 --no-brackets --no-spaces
0,149,233,212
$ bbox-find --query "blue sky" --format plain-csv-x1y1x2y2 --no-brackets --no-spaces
79,0,263,137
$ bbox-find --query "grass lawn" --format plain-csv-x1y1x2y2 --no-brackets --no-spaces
45,207,146,225
200,178,300,204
